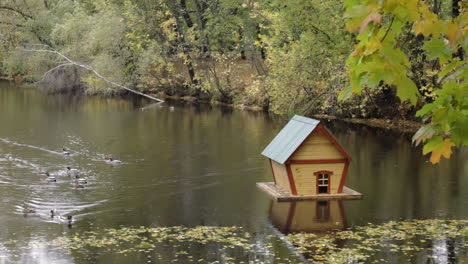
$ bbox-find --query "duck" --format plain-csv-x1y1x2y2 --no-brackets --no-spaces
169,106,175,112
43,172,56,182
105,155,122,165
51,211,74,226
108,157,122,165
62,147,70,156
76,177,88,184
22,207,36,214
37,169,48,175
66,166,80,177
46,176,57,182
59,215,74,225
74,180,85,188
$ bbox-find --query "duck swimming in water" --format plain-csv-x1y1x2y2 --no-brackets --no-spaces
22,207,36,214
66,166,80,177
43,172,56,182
74,180,85,188
46,176,57,182
76,177,88,184
108,157,121,164
62,148,70,156
104,155,122,165
51,210,74,226
60,215,73,226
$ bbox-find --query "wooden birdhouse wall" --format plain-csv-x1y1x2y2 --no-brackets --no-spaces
290,163,345,195
290,132,345,161
270,160,291,193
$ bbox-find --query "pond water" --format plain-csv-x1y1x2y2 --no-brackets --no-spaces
0,80,467,263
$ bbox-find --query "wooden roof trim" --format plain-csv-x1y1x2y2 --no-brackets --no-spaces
315,123,352,162
338,160,350,193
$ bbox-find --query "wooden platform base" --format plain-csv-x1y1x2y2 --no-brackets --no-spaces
256,182,363,201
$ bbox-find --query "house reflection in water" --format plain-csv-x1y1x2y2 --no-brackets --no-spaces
269,200,346,234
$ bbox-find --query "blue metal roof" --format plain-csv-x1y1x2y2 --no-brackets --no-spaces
261,115,320,164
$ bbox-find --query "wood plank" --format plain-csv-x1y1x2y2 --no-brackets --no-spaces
256,182,363,201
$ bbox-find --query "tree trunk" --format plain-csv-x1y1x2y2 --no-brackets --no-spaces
257,25,266,59
239,27,246,60
452,0,460,17
452,0,464,60
180,0,194,28
168,1,199,87
193,0,210,57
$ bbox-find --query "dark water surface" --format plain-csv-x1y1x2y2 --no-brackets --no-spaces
0,81,467,263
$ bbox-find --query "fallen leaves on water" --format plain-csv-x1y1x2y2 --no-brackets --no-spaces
286,219,468,263
0,220,467,263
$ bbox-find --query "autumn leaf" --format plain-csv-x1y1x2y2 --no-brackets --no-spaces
429,139,455,164
412,126,436,146
351,47,363,57
413,20,443,38
444,21,460,45
364,39,382,55
359,12,382,34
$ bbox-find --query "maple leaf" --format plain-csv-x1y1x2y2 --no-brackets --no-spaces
359,12,382,34
429,139,455,164
412,126,436,146
444,21,460,46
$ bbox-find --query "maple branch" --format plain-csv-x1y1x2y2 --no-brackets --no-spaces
381,16,395,43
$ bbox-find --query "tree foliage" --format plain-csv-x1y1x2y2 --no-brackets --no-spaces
0,0,466,163
343,0,467,163
261,0,352,114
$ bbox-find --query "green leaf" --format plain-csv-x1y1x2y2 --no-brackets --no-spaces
395,76,419,105
338,85,353,101
423,38,450,61
416,103,435,117
438,61,464,81
422,136,443,154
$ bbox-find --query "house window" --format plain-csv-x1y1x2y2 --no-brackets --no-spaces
314,170,333,194
318,174,329,193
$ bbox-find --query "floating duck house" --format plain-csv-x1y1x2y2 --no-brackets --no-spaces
257,115,362,201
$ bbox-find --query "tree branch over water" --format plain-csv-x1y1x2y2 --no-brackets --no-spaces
19,44,165,103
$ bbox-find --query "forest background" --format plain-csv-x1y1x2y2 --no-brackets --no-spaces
0,0,466,162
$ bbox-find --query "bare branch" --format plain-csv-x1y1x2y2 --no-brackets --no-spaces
0,5,33,19
0,21,24,27
19,45,165,103
42,63,73,78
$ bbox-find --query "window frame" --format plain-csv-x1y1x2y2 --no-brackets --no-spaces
314,170,333,194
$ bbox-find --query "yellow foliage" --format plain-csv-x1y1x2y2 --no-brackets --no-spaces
429,139,455,164
363,39,382,55
444,21,461,45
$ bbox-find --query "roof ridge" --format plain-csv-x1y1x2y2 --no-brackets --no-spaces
291,118,320,125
